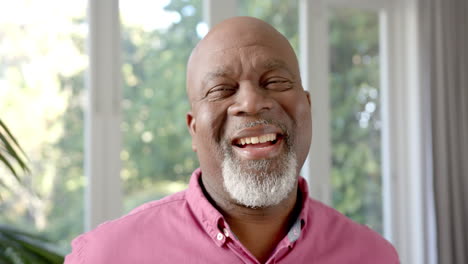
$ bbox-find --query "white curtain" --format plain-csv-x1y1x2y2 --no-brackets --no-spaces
419,0,468,263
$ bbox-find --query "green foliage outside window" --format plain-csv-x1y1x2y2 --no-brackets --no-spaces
120,0,202,211
329,9,382,233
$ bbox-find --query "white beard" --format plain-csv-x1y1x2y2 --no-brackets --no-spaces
221,150,297,208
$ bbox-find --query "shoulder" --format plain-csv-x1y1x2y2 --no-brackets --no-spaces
305,199,399,263
64,191,188,264
127,190,187,216
101,190,188,232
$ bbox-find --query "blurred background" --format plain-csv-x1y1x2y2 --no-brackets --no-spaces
0,0,466,264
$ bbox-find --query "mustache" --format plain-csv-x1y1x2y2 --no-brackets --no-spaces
233,119,289,136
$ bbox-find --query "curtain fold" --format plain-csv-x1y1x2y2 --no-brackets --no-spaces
420,0,468,263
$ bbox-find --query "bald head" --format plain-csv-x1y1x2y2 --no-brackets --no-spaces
186,17,301,104
190,17,293,58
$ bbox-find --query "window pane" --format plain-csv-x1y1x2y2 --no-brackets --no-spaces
0,0,87,251
119,0,202,212
329,9,383,233
237,0,299,54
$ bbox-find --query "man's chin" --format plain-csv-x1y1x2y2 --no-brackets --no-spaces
221,150,298,208
231,157,282,176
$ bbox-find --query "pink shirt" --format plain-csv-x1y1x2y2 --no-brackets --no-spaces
65,169,399,263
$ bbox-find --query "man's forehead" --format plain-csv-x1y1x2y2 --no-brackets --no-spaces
201,58,295,83
201,32,290,57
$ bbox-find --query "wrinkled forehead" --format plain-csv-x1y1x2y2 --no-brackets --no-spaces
196,45,297,84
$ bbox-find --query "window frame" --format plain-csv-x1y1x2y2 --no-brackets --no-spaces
86,0,122,229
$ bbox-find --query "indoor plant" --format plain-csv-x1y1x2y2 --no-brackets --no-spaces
0,119,64,264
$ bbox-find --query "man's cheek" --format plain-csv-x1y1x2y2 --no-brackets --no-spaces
203,113,228,142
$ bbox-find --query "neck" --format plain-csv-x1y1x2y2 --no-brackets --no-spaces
201,177,301,263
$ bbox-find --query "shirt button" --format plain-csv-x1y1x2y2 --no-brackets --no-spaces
217,233,224,240
223,228,230,237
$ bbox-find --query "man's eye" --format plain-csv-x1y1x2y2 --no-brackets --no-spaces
264,79,293,91
205,86,236,100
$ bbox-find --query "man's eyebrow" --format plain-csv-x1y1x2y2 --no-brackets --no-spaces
201,59,295,87
262,59,296,78
202,67,233,85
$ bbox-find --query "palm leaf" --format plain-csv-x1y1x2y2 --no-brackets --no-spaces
0,225,64,264
0,121,63,263
0,119,30,181
0,153,20,181
0,119,28,158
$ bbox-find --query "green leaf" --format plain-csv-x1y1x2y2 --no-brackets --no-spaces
0,119,28,159
0,153,20,181
0,119,30,182
0,132,29,173
0,226,64,264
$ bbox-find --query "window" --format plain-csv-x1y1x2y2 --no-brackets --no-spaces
328,8,383,234
0,0,87,251
119,0,202,212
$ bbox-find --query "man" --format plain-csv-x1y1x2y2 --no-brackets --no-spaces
65,17,399,263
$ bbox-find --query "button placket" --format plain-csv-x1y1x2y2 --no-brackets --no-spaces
226,240,260,264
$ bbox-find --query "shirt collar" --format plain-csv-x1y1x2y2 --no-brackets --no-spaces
285,177,310,245
186,168,227,247
186,168,311,247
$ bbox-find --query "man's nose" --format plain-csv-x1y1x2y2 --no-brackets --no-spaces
227,81,274,116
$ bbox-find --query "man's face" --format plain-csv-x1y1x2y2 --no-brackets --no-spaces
186,20,312,207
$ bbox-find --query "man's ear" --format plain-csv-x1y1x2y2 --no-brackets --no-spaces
304,90,312,106
186,112,197,152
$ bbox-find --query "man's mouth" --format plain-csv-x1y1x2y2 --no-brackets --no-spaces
230,128,285,160
233,133,282,148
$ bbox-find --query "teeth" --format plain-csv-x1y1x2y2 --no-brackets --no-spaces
237,133,277,145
